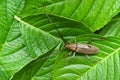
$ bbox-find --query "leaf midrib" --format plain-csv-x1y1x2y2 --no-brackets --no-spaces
14,16,62,42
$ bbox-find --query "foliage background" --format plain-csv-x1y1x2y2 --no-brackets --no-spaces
0,0,120,80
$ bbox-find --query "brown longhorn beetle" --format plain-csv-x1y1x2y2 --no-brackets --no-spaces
42,4,99,57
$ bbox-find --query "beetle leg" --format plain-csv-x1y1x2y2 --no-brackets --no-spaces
67,51,76,65
74,37,77,57
69,51,72,55
87,37,107,44
85,54,90,60
69,51,75,58
71,37,77,58
72,52,76,58
87,38,93,44
74,37,77,51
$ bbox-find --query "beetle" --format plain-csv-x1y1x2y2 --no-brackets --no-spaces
65,43,99,54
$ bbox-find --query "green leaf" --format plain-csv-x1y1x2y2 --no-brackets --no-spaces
53,35,120,80
12,47,58,80
18,17,60,58
0,21,33,80
0,0,24,50
97,13,120,37
0,16,60,79
21,0,120,31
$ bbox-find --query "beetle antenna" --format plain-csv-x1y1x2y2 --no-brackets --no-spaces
42,2,68,44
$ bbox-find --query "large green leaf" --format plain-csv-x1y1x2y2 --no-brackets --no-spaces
20,0,120,31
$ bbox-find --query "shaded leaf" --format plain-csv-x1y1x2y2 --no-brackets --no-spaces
12,46,58,80
97,13,120,37
22,14,92,38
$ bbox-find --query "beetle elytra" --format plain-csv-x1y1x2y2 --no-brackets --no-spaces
65,43,99,54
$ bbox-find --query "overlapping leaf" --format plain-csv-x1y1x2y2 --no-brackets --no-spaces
12,47,58,80
21,0,120,31
98,13,120,37
22,14,92,38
